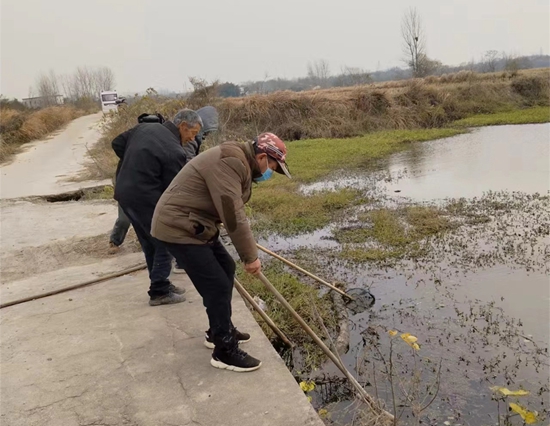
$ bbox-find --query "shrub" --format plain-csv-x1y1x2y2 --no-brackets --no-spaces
511,76,550,106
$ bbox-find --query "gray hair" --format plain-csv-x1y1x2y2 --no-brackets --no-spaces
173,109,203,128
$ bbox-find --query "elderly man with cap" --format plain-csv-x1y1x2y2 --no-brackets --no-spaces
113,109,203,306
152,132,291,372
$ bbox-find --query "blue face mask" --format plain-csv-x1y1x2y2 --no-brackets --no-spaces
256,168,273,182
255,155,274,182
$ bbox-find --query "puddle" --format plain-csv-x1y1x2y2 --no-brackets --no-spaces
301,171,388,196
258,124,550,425
258,226,339,251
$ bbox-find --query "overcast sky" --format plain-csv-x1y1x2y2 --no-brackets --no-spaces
1,0,548,99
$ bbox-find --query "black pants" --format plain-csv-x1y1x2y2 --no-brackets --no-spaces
120,205,172,298
165,240,236,348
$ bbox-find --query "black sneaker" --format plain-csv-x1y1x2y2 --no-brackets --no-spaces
148,292,186,306
211,346,262,372
204,329,251,349
168,284,186,295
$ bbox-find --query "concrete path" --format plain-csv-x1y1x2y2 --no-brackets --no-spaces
0,269,324,426
0,199,117,251
1,252,144,305
0,110,324,426
0,113,109,199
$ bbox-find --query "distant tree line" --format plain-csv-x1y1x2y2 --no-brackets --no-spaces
27,66,115,108
207,53,548,97
205,7,549,97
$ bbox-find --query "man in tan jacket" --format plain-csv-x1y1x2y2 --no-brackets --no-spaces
152,133,291,372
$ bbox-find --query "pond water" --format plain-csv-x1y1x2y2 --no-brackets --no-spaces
301,123,550,200
381,124,550,200
259,124,550,425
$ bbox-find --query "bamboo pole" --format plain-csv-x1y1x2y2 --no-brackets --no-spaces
256,272,394,422
256,243,353,301
0,264,147,309
234,279,293,348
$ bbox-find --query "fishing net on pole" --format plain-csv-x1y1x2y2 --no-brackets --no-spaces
344,288,376,315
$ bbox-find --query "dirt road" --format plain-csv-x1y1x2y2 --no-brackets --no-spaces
0,113,109,199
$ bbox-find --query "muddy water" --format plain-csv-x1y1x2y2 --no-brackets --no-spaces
261,124,550,425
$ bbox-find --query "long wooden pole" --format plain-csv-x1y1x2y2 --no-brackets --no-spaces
234,279,293,348
257,272,394,422
0,264,147,309
256,243,353,301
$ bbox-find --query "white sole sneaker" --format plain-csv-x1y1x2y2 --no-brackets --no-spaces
210,357,262,372
204,336,251,349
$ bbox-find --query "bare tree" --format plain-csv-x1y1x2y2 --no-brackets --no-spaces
307,59,331,87
74,66,97,99
482,50,500,73
59,66,116,101
341,66,372,86
401,7,428,77
35,70,60,105
60,73,77,101
502,52,520,74
94,67,115,92
416,54,442,76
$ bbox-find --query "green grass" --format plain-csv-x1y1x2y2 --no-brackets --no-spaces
336,206,456,263
275,128,464,184
236,262,337,370
453,106,550,127
81,185,114,200
250,128,464,235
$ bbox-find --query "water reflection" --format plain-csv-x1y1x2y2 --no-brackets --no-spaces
383,124,550,200
300,124,550,201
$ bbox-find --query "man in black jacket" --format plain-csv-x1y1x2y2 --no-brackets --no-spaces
108,113,166,254
113,109,203,306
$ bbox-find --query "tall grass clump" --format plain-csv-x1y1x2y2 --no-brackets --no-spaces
216,69,549,141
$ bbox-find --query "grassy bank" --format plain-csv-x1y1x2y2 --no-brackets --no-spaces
219,69,549,141
249,128,464,235
237,261,337,370
453,105,550,127
0,106,86,164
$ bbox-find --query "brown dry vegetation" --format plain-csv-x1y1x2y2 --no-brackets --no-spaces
0,106,86,163
83,68,549,181
218,68,549,140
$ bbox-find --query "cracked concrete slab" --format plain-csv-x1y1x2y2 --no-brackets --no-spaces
0,199,117,252
1,269,324,426
0,253,145,304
